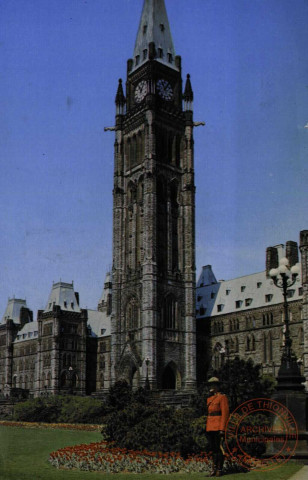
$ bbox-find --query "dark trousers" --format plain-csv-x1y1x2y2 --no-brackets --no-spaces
207,431,224,471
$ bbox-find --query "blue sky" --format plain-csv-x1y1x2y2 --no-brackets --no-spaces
1,0,307,313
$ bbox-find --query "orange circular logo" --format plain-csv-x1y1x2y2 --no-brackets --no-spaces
224,398,298,471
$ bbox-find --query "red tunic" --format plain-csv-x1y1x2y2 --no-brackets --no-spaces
206,392,229,432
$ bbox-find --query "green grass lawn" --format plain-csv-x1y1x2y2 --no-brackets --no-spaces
0,425,304,480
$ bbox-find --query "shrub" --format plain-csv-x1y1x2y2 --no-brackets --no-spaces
105,381,133,411
105,403,199,456
13,395,105,424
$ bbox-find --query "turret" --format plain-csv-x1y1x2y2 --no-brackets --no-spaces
115,79,126,116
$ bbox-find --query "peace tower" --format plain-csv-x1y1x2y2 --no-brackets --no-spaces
110,0,197,392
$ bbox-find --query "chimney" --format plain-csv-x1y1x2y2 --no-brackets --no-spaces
300,230,308,285
285,241,299,267
266,246,278,277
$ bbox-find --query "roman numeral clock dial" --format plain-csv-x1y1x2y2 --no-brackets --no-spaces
134,80,147,103
157,79,173,101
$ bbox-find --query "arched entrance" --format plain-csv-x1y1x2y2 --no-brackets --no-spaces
118,354,141,390
162,362,181,390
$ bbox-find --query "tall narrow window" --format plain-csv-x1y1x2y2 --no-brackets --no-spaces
170,181,179,271
157,177,168,274
162,295,177,330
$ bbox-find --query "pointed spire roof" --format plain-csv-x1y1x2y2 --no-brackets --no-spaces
132,0,178,72
115,79,125,106
184,74,193,102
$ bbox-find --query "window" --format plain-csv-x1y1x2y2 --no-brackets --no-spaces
143,49,147,60
217,304,224,312
135,55,140,66
265,294,273,303
197,295,202,302
71,302,74,309
167,53,173,63
160,23,165,31
245,298,252,306
101,328,106,335
199,306,206,316
34,331,38,337
211,292,215,299
235,300,242,309
143,24,147,34
241,286,246,292
64,301,67,308
299,287,303,296
158,48,163,58
257,282,262,288
226,289,230,295
287,289,295,298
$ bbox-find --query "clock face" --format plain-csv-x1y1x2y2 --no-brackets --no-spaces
157,79,173,101
135,80,147,103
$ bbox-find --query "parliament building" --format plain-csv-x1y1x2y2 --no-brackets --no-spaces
0,0,307,400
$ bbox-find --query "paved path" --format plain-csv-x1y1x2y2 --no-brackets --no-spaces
289,466,308,480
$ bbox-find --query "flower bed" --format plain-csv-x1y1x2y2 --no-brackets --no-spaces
0,420,102,431
49,441,213,474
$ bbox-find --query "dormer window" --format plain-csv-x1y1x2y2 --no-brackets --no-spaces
135,55,140,66
257,282,262,288
158,48,163,58
101,328,106,335
245,298,253,306
287,289,295,298
226,289,230,295
143,49,147,60
71,302,74,309
143,24,147,34
235,300,242,309
49,303,52,309
160,23,165,32
217,304,224,312
167,53,173,63
210,292,215,299
265,294,273,303
241,286,246,292
64,301,67,308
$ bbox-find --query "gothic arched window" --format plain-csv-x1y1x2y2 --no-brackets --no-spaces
126,298,140,331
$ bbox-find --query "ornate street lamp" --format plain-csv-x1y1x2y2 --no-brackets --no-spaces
269,257,304,388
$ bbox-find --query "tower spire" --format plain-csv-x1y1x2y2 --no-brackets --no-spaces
132,0,177,72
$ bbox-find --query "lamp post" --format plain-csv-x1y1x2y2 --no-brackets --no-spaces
266,257,308,461
269,257,304,388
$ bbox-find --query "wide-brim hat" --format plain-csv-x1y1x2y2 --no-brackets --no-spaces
208,376,220,384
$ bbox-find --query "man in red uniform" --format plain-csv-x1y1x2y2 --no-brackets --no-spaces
206,377,229,477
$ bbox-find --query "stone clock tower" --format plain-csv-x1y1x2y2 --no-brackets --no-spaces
111,0,196,392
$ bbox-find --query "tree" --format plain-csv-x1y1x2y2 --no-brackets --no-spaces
217,357,276,412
